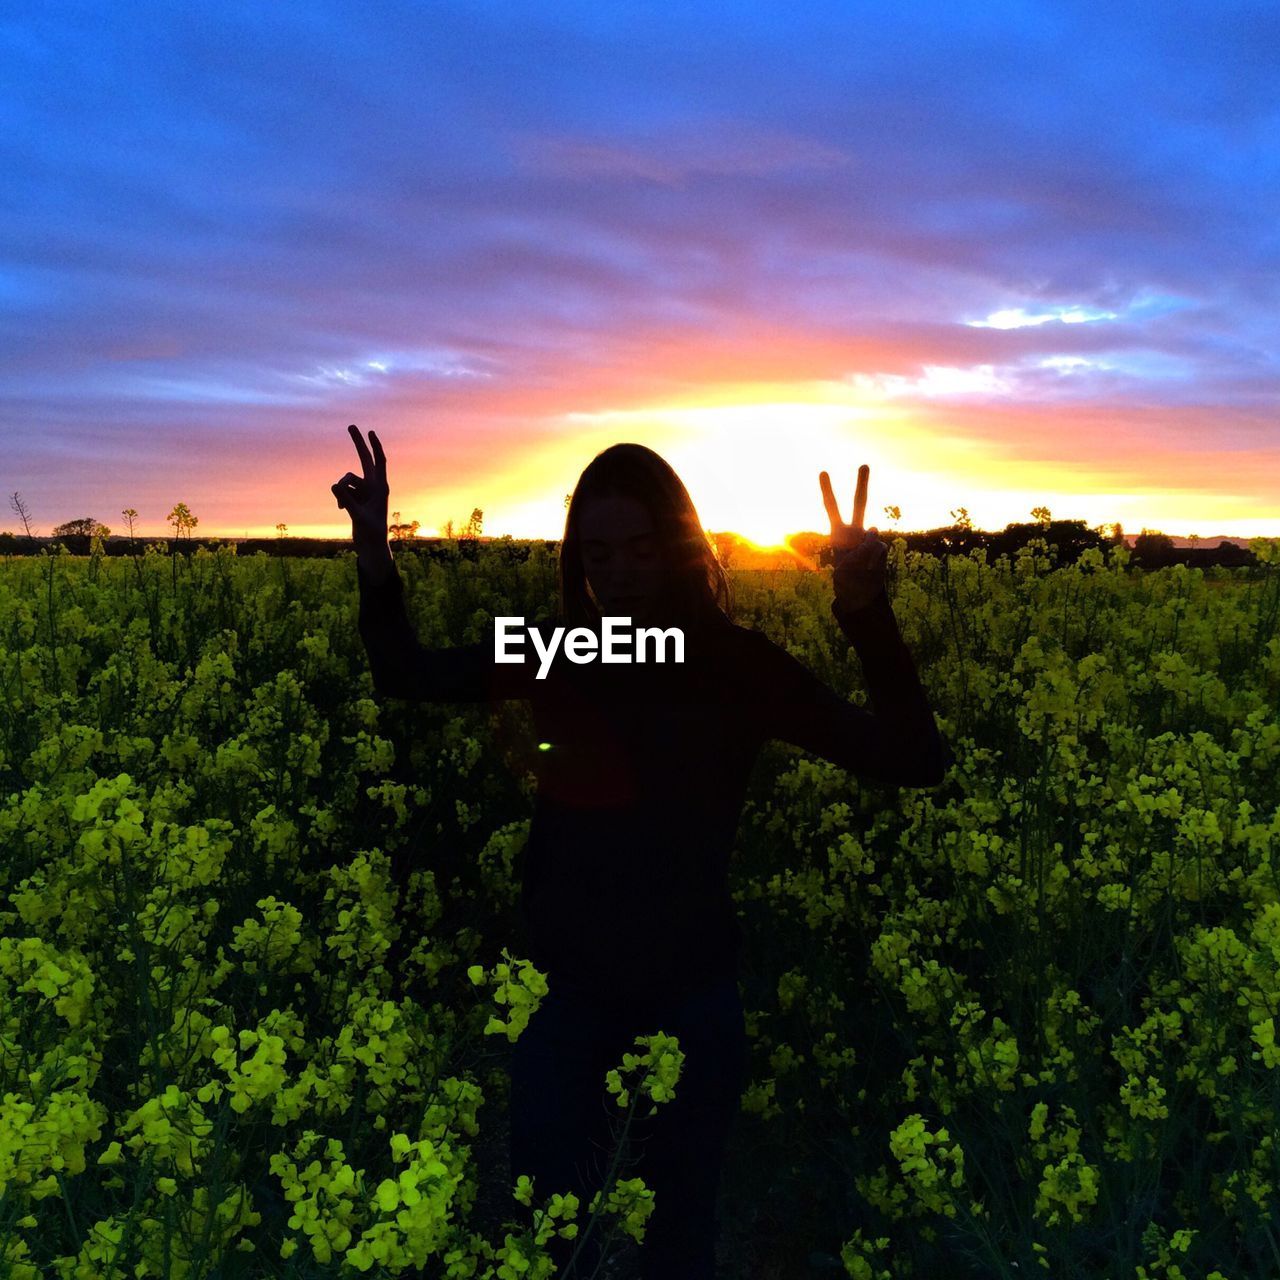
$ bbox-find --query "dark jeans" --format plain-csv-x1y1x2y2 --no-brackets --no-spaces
508,971,747,1278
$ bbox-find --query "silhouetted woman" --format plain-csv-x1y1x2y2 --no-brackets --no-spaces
333,426,951,1278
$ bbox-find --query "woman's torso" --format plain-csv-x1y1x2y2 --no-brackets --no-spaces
516,614,765,996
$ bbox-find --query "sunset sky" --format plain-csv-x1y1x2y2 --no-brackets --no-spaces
4,1,1277,543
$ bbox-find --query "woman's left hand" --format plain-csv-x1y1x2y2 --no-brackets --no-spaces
820,463,888,612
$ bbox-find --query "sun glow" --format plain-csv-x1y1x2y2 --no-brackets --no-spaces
559,388,931,546
325,376,1274,548
329,386,969,544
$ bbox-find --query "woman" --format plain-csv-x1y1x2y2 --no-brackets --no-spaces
332,426,951,1278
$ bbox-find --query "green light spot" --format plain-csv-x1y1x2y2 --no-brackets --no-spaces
538,742,552,751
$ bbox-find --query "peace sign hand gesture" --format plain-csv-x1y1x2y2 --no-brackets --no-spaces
819,463,888,613
332,424,389,548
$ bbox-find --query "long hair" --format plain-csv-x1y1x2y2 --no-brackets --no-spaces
557,443,733,633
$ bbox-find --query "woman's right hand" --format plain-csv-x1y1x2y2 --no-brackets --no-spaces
332,424,389,547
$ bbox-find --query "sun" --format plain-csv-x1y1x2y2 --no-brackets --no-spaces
611,396,899,546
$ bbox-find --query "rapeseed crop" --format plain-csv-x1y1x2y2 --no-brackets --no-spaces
1,535,1277,1277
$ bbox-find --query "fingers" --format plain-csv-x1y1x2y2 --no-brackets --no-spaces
348,423,374,476
818,471,843,531
821,465,871,533
834,534,887,591
851,532,884,560
369,429,386,473
332,472,362,509
851,464,869,533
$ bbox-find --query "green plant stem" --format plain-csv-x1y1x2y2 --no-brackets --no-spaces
561,1089,644,1278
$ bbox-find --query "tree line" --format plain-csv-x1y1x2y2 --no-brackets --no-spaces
1,490,1265,571
2,492,485,553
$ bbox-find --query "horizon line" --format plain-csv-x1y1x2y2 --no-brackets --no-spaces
19,527,1276,547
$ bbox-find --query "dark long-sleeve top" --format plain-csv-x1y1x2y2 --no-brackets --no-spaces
356,559,952,1002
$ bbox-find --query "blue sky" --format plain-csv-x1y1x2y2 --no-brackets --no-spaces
3,0,1277,539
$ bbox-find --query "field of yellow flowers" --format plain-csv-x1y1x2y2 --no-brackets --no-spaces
1,534,1278,1279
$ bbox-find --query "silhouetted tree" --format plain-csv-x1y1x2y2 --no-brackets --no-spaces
792,531,830,563
54,517,111,540
52,516,111,553
1134,528,1175,567
388,509,421,541
710,531,737,568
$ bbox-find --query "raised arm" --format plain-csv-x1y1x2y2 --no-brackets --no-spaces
748,463,951,786
749,591,951,785
334,424,535,703
356,557,527,702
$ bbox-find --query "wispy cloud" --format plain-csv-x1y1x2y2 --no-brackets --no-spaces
967,306,1119,329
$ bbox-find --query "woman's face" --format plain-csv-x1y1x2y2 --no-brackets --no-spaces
578,494,669,625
